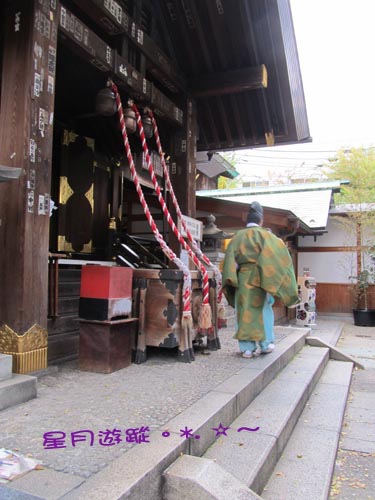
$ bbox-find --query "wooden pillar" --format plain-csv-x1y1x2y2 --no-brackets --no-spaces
0,0,59,370
169,98,198,258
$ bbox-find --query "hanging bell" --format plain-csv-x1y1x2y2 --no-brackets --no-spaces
142,115,153,138
123,107,137,134
95,88,117,116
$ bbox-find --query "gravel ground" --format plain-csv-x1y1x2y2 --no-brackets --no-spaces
0,325,290,478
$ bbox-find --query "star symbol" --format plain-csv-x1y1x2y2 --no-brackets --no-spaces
211,423,230,437
179,426,194,439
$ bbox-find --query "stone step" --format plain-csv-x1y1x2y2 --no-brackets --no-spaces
0,353,13,381
57,328,308,500
0,484,43,499
0,374,37,411
203,345,330,495
163,454,262,500
262,359,353,500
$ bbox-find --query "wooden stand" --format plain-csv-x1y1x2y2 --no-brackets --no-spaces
79,318,138,373
132,269,219,363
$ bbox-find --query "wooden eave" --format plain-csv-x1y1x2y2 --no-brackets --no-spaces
57,0,310,151
196,196,313,236
157,0,310,151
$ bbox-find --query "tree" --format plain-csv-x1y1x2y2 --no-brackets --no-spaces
327,147,375,204
217,174,243,190
326,147,375,312
217,152,243,190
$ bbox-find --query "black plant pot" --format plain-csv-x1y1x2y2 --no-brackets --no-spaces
353,309,375,326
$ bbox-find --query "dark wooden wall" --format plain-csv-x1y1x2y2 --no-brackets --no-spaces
274,305,287,323
316,283,375,313
48,267,80,364
196,175,217,191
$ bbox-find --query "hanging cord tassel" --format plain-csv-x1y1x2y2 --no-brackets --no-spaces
132,103,212,331
147,109,223,328
109,81,193,327
199,301,212,330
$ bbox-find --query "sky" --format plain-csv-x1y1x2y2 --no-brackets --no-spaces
235,0,375,179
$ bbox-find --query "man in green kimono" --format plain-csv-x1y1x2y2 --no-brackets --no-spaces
222,202,299,358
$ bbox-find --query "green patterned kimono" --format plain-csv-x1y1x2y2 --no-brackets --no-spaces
222,226,299,342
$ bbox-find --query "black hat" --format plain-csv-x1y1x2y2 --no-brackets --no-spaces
249,201,263,218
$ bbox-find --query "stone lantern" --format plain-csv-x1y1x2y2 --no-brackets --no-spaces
202,214,233,267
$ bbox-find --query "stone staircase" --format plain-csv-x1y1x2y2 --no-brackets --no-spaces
0,354,37,411
200,348,351,499
61,326,355,500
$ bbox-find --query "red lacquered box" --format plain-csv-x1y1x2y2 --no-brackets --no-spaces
79,265,133,321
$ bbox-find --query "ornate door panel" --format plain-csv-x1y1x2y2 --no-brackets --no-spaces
58,131,95,253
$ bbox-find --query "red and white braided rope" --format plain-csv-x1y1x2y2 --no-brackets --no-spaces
148,109,223,306
132,103,210,307
111,82,192,317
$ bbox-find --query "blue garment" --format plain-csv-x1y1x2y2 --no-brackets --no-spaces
238,293,275,352
263,293,275,344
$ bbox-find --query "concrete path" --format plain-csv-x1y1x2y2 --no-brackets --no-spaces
330,320,375,500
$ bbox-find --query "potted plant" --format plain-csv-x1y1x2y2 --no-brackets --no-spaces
344,198,375,326
344,214,375,326
350,265,375,326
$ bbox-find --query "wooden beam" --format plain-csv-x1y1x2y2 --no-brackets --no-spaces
59,5,115,73
172,98,197,218
201,101,221,149
238,1,275,136
58,5,183,126
168,98,198,261
298,246,367,253
68,0,186,92
244,93,258,145
178,0,213,70
197,1,234,148
204,0,230,68
158,0,199,73
230,95,246,147
190,65,267,98
123,189,162,208
216,97,233,147
113,52,151,101
127,213,164,222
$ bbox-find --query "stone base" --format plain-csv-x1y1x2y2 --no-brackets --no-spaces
3,348,47,374
0,324,48,374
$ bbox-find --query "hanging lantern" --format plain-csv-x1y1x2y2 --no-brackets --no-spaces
123,107,137,134
95,88,117,116
142,115,153,138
